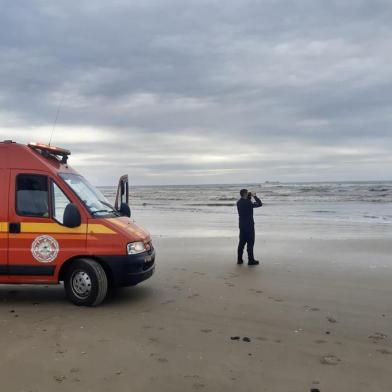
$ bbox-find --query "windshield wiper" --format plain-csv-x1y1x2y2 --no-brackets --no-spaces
92,201,121,217
91,209,114,215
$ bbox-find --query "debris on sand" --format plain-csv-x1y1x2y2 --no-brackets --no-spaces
320,354,341,365
369,332,388,344
326,316,337,323
54,375,66,383
230,336,252,342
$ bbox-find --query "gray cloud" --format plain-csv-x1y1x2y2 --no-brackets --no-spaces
0,0,391,184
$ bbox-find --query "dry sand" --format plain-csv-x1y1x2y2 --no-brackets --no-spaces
0,235,391,391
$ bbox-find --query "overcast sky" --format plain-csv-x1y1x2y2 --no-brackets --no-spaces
0,0,391,185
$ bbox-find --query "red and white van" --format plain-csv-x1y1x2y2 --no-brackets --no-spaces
0,140,155,306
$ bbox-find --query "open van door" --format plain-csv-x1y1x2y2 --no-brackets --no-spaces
115,175,130,217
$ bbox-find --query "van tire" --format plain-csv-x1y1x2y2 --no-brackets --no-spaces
64,258,108,306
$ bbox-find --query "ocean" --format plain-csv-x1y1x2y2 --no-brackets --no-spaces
100,181,392,239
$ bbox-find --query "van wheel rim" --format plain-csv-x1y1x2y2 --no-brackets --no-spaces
71,270,92,299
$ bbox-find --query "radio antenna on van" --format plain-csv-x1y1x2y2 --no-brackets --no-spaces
49,94,64,146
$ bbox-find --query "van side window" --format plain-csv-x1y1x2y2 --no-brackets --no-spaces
52,182,71,224
16,175,49,217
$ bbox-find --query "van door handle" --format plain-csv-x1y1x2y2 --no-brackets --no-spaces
9,223,21,233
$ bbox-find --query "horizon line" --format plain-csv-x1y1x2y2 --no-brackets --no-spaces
96,179,392,187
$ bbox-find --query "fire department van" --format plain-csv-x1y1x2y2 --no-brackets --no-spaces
0,140,155,306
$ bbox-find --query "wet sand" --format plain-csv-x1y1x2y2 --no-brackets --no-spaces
0,235,391,391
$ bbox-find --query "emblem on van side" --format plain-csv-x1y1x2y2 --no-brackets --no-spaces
31,235,59,263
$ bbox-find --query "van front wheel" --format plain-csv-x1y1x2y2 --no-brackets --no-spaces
64,258,108,306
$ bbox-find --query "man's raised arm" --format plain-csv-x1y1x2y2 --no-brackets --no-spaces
252,194,262,208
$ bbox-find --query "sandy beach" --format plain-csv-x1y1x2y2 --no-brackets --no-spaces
1,224,391,391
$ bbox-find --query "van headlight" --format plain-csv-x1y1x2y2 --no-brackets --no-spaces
127,242,146,255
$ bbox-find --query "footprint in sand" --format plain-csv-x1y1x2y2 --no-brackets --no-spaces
157,357,168,363
149,337,160,343
54,375,67,383
98,338,110,343
160,299,175,305
369,332,388,344
268,296,283,302
377,348,392,355
193,383,205,389
327,316,337,323
304,305,320,311
187,293,200,299
193,271,205,276
320,354,341,365
314,340,326,344
200,329,212,333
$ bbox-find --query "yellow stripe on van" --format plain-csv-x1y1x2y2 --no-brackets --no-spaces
0,222,7,232
21,222,87,234
0,222,115,235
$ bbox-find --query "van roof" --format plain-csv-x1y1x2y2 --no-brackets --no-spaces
0,140,77,175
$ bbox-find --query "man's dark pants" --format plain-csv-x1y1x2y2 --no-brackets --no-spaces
238,225,255,261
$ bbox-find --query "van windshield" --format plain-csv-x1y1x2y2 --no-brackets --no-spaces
59,173,119,218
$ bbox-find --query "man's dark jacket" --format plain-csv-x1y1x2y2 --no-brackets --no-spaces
237,196,262,229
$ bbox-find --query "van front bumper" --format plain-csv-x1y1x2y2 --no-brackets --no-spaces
99,249,155,287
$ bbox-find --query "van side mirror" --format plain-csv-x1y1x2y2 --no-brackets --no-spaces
63,203,81,228
119,202,131,217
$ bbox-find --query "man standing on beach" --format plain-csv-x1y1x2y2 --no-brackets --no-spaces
237,189,262,265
